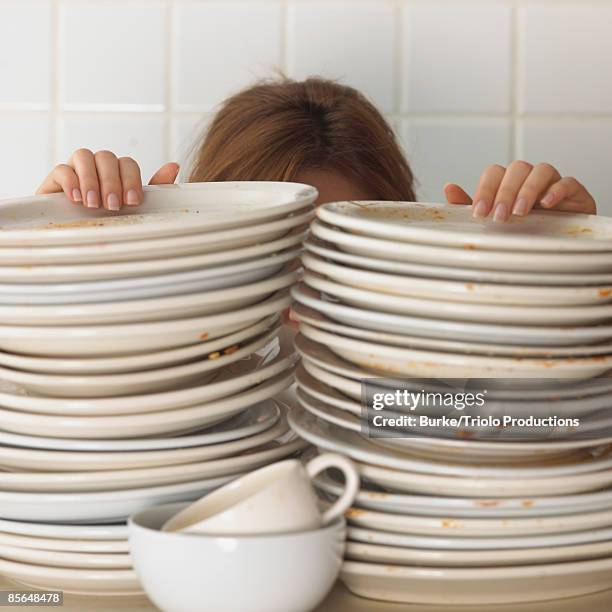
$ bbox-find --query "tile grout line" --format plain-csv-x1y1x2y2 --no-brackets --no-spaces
165,0,174,167
51,0,60,164
510,0,519,162
280,0,289,76
393,0,404,119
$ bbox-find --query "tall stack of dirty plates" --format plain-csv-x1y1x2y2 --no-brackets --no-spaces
0,181,315,596
289,201,612,605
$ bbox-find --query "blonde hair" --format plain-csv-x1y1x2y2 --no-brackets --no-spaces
188,77,416,201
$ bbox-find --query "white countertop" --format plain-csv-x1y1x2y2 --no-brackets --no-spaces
2,576,612,611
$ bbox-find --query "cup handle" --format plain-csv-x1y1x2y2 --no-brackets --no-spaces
306,453,359,525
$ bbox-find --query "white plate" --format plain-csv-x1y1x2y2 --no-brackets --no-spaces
0,325,279,398
0,289,292,356
356,460,612,497
305,236,612,286
0,474,241,523
296,366,360,415
340,557,612,605
342,506,612,537
305,269,612,326
288,407,612,481
298,375,612,461
296,384,608,469
348,525,612,551
0,433,306,493
312,219,612,273
0,519,127,541
292,283,612,347
292,302,612,357
0,558,142,596
0,266,299,325
298,323,612,380
303,251,612,306
0,181,317,246
0,338,292,416
345,539,612,568
0,544,131,570
0,314,279,375
315,472,612,518
295,331,612,402
0,206,314,264
0,531,128,553
0,400,279,452
0,226,307,284
0,368,296,438
0,248,299,304
319,201,612,252
0,418,289,472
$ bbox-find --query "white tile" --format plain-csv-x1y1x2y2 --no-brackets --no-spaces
57,116,166,184
59,1,166,110
518,4,612,113
170,115,213,179
287,1,395,112
0,115,51,198
517,121,612,217
174,2,282,110
401,119,511,202
403,2,511,113
0,1,52,108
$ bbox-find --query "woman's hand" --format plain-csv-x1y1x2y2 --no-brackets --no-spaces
443,161,597,222
36,149,180,211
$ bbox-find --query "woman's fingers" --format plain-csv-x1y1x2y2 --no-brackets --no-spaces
93,150,122,211
542,176,597,214
118,157,144,206
512,163,561,217
490,160,533,222
149,162,180,185
443,183,472,205
471,164,506,219
36,164,82,203
69,148,101,209
447,161,595,220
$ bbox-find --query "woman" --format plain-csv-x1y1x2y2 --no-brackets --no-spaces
37,78,596,220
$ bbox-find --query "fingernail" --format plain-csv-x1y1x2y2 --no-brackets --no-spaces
107,193,120,211
125,189,140,206
85,190,100,208
472,200,488,218
512,197,528,216
493,202,509,222
541,192,555,207
72,188,82,202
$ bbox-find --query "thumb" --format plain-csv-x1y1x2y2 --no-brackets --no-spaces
148,162,180,185
444,182,472,205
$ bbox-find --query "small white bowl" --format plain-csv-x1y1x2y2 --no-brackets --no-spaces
129,502,345,612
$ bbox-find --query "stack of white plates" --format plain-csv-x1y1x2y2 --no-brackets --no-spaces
290,404,612,605
288,201,612,605
0,181,314,595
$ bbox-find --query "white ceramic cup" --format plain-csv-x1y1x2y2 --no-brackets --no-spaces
162,453,359,535
130,502,346,612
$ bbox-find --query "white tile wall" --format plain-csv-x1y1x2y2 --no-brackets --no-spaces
0,1,52,109
403,2,512,113
517,121,612,211
287,1,396,113
1,0,611,216
402,119,512,201
0,116,51,198
174,2,282,110
59,1,166,111
518,3,612,114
